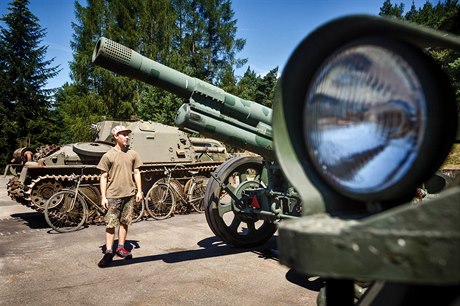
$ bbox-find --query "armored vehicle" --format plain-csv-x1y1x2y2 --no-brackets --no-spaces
7,120,229,220
93,14,459,304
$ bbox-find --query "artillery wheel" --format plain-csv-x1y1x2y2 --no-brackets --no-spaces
30,179,64,209
204,156,276,247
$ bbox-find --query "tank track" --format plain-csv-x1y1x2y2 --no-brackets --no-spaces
36,144,62,159
7,163,219,223
25,174,100,210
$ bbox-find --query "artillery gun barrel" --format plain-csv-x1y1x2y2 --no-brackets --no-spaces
92,37,272,128
176,103,273,158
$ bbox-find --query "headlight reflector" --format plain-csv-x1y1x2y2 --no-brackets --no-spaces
304,43,426,198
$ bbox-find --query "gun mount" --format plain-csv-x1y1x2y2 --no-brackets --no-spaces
93,37,301,247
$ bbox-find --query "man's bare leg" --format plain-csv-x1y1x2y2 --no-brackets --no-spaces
105,227,115,252
118,224,128,246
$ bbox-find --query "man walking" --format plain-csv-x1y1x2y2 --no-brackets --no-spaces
97,125,143,268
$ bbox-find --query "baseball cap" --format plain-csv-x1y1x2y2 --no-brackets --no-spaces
111,125,132,136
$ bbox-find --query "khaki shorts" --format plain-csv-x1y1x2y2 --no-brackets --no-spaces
104,196,134,228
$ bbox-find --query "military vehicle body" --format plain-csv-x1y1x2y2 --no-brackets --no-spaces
7,120,228,219
92,36,300,247
93,14,460,304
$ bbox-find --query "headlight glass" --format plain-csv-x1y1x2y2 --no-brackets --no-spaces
304,44,426,197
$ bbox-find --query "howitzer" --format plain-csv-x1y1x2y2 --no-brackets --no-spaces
93,18,459,304
92,38,273,159
93,37,302,247
273,15,459,305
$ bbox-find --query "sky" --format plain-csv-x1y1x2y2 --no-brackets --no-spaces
0,0,430,89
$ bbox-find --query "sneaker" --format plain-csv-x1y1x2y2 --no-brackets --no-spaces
115,247,132,259
98,252,113,268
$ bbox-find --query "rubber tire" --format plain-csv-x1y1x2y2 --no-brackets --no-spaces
44,189,88,233
146,183,176,220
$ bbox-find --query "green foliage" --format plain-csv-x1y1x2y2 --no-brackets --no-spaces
175,0,247,83
70,0,140,120
379,0,405,18
0,0,60,163
67,0,248,129
256,67,279,108
380,0,460,111
54,83,106,143
232,66,279,108
137,87,184,125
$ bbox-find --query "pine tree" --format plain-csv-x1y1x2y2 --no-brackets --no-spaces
0,0,60,163
257,67,279,108
379,0,460,111
233,66,279,107
178,0,246,84
235,67,258,100
379,0,405,18
66,0,247,128
60,0,140,140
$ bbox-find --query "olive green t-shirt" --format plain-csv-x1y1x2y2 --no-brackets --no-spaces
97,147,142,198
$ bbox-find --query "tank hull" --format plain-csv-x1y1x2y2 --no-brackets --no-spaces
7,120,229,223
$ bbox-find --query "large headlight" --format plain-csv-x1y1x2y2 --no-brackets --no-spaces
304,41,426,199
273,16,458,205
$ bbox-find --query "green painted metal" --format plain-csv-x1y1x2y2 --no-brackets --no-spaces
272,15,460,304
175,103,274,159
279,186,460,284
92,38,273,158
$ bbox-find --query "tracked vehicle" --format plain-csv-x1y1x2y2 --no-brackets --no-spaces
7,120,229,220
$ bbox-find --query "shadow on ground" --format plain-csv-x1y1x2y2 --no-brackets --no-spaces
99,235,283,269
11,211,48,229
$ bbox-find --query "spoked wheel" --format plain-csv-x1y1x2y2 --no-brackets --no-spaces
187,176,208,213
132,198,145,223
145,183,175,220
204,156,277,247
44,189,88,233
157,178,185,213
79,185,103,223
